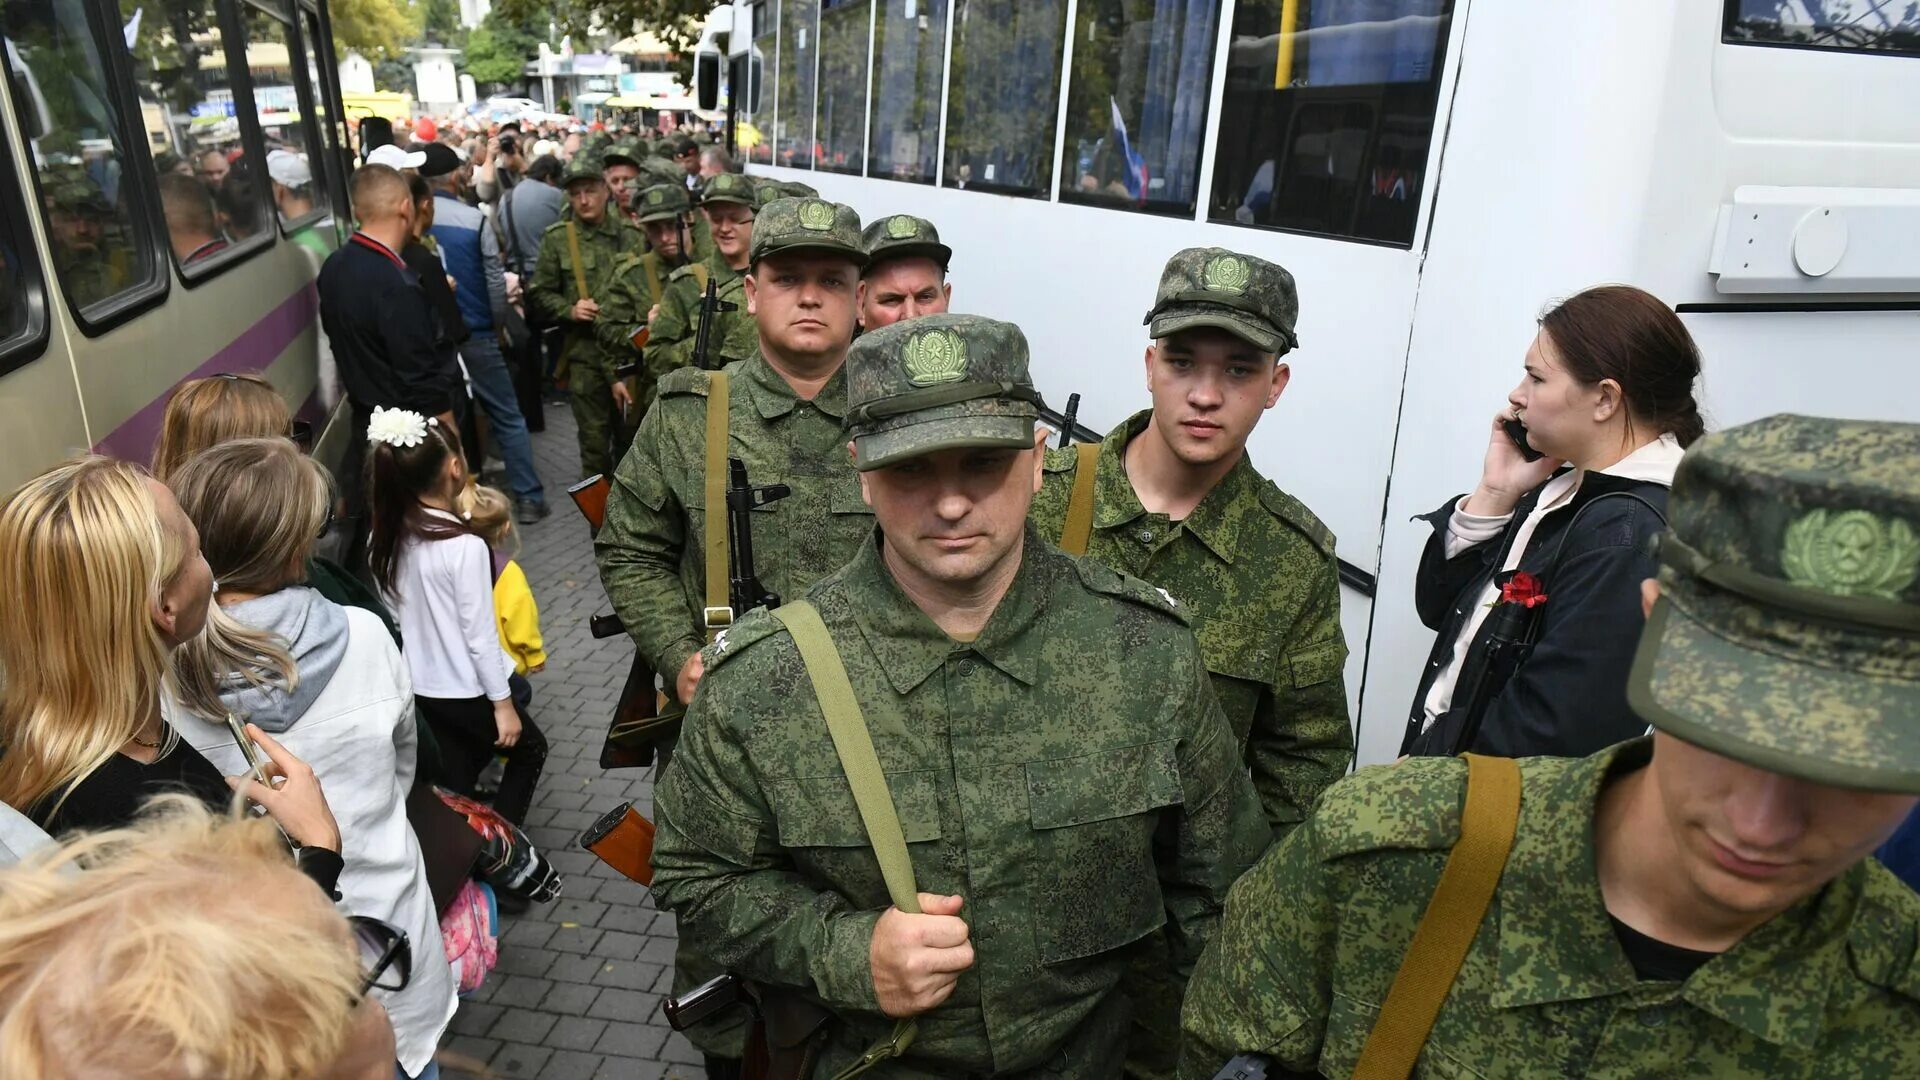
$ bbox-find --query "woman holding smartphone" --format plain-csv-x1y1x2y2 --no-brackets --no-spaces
1402,285,1706,760
164,438,456,1080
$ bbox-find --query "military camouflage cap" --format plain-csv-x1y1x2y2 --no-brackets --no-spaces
699,171,756,209
637,157,684,190
747,197,866,268
634,182,691,223
560,154,605,187
1144,247,1299,355
602,141,643,169
669,133,699,157
861,214,952,274
43,163,112,214
845,314,1042,471
1628,414,1920,793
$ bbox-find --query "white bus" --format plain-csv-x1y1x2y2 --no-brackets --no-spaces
695,0,1920,766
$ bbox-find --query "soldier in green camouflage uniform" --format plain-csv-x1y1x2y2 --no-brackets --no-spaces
644,172,760,374
859,214,953,331
43,163,124,309
1031,248,1350,1080
601,141,645,227
650,313,1270,1077
1182,412,1920,1078
596,197,870,714
527,155,647,478
594,183,697,416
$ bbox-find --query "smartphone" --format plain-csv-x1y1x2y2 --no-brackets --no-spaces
1502,417,1545,462
224,713,271,789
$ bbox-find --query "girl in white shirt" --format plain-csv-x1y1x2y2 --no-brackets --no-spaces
365,408,548,825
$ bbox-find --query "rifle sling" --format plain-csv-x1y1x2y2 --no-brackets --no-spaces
1059,442,1101,556
770,602,920,1078
566,220,589,300
1352,753,1521,1079
703,372,731,637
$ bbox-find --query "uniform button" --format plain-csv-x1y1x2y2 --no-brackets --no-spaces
1637,1009,1666,1029
1138,529,1155,544
956,659,976,676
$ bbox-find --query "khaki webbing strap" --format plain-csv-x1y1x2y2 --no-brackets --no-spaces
770,601,921,1077
566,221,589,300
702,372,731,637
1352,754,1521,1080
643,258,664,308
692,261,710,292
1059,442,1102,556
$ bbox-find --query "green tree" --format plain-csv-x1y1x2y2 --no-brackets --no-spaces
329,0,421,61
419,0,467,48
463,10,543,88
491,0,704,74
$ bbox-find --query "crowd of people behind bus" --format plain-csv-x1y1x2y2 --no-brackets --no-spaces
0,105,1917,1080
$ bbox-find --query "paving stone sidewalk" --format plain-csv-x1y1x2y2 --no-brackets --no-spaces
441,400,705,1080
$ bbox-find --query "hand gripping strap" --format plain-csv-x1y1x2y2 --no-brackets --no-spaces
566,220,589,300
1352,753,1521,1080
770,601,921,1077
1059,442,1102,556
703,372,731,637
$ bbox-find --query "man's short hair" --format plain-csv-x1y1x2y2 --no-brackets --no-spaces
156,171,216,235
700,146,738,173
349,163,412,219
525,154,564,184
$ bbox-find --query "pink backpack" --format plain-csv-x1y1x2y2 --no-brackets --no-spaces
439,878,499,996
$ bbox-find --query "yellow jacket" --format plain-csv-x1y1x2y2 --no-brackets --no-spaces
493,558,546,675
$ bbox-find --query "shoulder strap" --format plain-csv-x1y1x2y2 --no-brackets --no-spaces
770,600,923,1079
692,260,711,292
702,371,731,636
566,220,589,300
1352,753,1521,1080
1059,442,1102,556
644,257,664,307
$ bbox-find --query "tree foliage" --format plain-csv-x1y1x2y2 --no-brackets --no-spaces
329,0,421,61
463,10,544,88
491,0,706,66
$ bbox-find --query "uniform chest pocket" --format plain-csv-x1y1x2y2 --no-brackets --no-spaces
1191,615,1283,743
763,770,942,909
1024,740,1183,964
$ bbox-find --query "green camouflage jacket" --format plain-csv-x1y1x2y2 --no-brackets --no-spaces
1179,740,1920,1078
593,248,688,413
651,527,1271,1076
645,252,757,376
593,355,869,699
527,211,645,377
1033,410,1354,837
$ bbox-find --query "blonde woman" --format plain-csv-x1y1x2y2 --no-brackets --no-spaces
167,437,455,1079
0,796,399,1080
0,457,340,872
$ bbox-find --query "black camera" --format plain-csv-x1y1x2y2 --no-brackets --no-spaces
499,134,517,156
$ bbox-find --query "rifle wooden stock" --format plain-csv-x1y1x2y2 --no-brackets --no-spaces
599,653,681,770
567,474,611,533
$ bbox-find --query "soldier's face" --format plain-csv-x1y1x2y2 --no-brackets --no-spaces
706,203,754,262
1145,329,1286,467
1647,731,1918,922
605,164,638,203
856,431,1049,590
567,180,610,223
643,218,682,258
858,258,951,330
745,253,859,361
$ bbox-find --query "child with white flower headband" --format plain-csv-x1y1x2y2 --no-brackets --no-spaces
364,407,548,826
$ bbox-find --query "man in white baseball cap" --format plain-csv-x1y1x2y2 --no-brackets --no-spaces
265,149,314,221
366,143,426,170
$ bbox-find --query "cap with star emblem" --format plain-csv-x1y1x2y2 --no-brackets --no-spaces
844,313,1041,471
861,214,951,275
698,171,756,209
1143,246,1299,356
560,154,605,188
1628,413,1920,793
634,182,691,223
747,197,866,268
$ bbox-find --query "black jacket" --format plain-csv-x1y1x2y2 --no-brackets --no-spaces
318,234,454,416
1401,471,1670,759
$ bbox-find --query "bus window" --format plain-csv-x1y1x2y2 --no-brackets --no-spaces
747,1,776,165
1724,0,1920,56
816,0,871,174
943,0,1068,198
868,0,947,184
1208,0,1454,247
3,0,167,326
120,0,272,276
0,132,48,372
244,0,326,230
774,0,817,169
1059,0,1223,218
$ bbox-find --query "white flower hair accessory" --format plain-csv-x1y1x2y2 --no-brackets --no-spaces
366,406,432,449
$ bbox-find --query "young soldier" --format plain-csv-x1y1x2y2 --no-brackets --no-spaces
527,155,646,478
650,313,1269,1076
643,172,759,374
857,214,953,331
1181,413,1920,1077
594,182,697,417
1031,249,1353,1079
601,141,644,226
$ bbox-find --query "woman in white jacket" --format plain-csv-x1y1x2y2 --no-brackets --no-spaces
164,438,456,1080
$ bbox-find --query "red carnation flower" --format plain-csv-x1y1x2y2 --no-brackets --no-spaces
1499,571,1549,609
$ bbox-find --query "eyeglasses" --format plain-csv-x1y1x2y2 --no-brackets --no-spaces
349,915,412,1000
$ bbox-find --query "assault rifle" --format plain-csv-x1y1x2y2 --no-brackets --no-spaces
694,277,738,372
726,457,789,617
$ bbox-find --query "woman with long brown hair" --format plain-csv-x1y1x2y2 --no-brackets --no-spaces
1403,284,1706,759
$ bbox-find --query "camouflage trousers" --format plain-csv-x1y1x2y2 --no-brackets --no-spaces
569,358,635,480
1119,930,1179,1080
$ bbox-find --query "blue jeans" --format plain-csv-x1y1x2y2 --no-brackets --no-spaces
398,1060,440,1080
461,336,544,504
